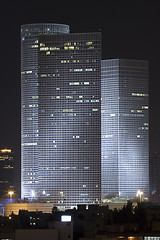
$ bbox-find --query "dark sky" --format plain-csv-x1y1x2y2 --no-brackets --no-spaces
0,1,160,190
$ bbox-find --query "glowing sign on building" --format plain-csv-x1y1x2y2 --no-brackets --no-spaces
61,215,71,222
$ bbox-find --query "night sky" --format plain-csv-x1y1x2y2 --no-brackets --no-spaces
0,1,159,192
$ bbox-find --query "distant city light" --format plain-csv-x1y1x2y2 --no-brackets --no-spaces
1,149,11,153
61,215,71,222
136,190,144,202
8,191,14,203
8,191,14,196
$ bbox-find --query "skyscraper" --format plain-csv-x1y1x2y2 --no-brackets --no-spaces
0,149,14,198
21,24,101,208
150,152,160,202
101,59,149,199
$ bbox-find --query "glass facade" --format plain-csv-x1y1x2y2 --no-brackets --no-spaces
21,24,101,208
101,59,149,199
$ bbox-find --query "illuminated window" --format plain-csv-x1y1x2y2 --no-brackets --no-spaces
142,106,148,109
91,99,99,102
22,143,37,146
61,215,71,222
50,47,60,50
40,47,49,51
86,42,92,45
73,136,80,139
40,74,47,77
88,46,94,49
66,96,73,98
63,109,73,112
32,96,39,99
102,135,113,138
132,93,148,97
31,45,38,48
61,60,70,63
69,46,74,50
74,69,83,72
40,43,45,47
64,44,74,50
29,104,38,107
69,82,79,85
64,42,71,46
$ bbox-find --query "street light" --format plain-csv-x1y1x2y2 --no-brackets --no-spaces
136,190,143,202
31,190,35,198
8,191,14,203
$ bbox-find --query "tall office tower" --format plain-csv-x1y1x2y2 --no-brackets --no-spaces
150,152,160,202
0,149,14,198
101,59,149,199
21,24,101,208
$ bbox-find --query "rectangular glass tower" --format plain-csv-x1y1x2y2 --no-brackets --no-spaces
21,24,101,208
101,59,149,199
0,149,14,198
